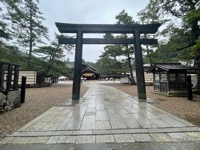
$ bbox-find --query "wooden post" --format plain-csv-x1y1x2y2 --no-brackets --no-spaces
21,76,26,103
72,31,83,100
13,66,19,90
187,75,193,100
6,65,13,91
134,31,146,100
0,63,4,92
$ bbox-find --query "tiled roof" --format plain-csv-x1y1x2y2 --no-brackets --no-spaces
82,67,98,74
148,63,195,72
82,61,97,71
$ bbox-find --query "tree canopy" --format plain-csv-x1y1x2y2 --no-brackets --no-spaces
96,10,137,84
141,0,200,89
0,0,74,83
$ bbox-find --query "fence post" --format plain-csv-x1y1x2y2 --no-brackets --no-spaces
6,65,13,91
0,63,4,92
187,75,193,100
21,76,26,103
13,66,19,90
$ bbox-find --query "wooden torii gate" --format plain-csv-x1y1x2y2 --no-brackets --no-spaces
56,23,160,101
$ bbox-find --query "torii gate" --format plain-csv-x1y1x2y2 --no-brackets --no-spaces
56,23,160,101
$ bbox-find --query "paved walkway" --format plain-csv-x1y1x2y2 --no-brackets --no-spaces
0,83,200,149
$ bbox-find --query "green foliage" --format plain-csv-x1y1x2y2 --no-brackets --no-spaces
96,56,124,75
0,0,73,83
101,10,136,83
191,36,200,60
0,21,11,39
115,9,135,25
153,0,198,18
5,0,49,69
143,0,200,63
143,0,200,89
137,1,167,66
149,24,194,63
185,9,200,25
32,34,74,83
98,43,132,76
137,0,165,24
0,43,27,68
103,45,125,59
153,0,200,41
0,0,22,40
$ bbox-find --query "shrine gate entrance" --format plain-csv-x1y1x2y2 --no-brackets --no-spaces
56,23,160,101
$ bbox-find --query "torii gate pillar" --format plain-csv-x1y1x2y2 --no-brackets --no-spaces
134,30,146,99
72,31,83,100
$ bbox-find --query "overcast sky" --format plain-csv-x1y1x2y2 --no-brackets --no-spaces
38,0,149,62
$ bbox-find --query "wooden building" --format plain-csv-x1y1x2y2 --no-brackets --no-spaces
148,63,195,96
81,61,99,80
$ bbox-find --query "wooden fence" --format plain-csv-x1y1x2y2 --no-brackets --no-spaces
0,61,20,93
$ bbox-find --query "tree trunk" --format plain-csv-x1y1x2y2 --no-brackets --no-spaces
27,0,33,70
146,45,153,66
38,45,60,83
36,65,51,86
127,47,136,85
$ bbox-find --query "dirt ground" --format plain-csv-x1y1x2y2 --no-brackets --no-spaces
104,83,200,127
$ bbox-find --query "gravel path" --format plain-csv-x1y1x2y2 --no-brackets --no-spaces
104,83,200,127
0,82,88,139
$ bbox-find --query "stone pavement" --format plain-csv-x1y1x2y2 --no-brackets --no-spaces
0,83,200,149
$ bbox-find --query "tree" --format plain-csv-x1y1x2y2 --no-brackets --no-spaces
6,0,49,69
142,0,200,48
149,24,193,63
0,44,27,68
33,34,74,84
102,44,129,74
0,20,10,40
0,0,21,65
185,3,200,89
112,10,137,85
137,0,171,66
0,0,22,42
159,0,199,43
146,0,200,50
137,2,159,65
96,56,124,77
145,0,200,89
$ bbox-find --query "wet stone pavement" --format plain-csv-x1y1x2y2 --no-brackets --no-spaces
1,83,200,149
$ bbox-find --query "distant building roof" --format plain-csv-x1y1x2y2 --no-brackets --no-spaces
82,61,97,71
81,60,99,74
82,67,99,74
148,63,197,72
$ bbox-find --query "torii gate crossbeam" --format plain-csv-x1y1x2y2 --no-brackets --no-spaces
56,23,160,101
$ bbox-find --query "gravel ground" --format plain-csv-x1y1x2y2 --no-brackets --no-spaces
104,83,200,127
0,82,88,139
